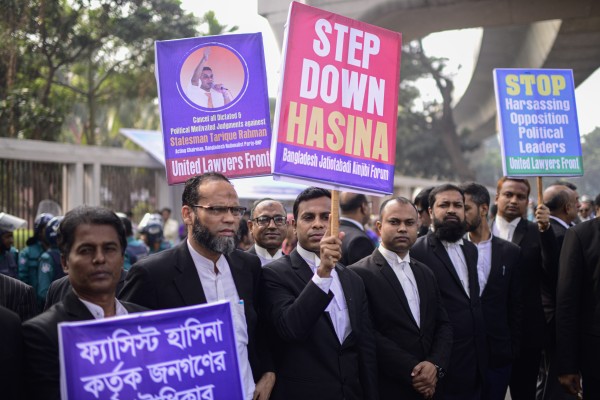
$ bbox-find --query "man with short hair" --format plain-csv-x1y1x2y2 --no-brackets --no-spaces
119,172,275,400
577,195,594,222
339,192,375,266
260,187,378,400
538,184,580,400
492,177,554,400
160,207,180,245
461,182,523,400
414,187,434,237
189,48,233,108
411,184,487,399
22,206,146,400
247,198,287,266
349,197,452,400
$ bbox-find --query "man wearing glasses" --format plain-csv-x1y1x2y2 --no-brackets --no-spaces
119,172,275,400
247,198,288,266
189,47,233,108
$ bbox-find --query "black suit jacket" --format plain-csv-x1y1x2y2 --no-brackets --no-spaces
22,291,145,400
556,218,600,376
540,218,568,329
260,249,378,400
0,306,23,400
247,245,258,256
44,268,128,311
118,241,271,381
411,233,486,395
506,218,555,349
0,274,38,321
349,250,452,400
340,219,376,266
479,236,523,367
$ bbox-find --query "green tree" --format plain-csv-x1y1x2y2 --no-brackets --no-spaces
0,0,198,144
395,40,479,181
577,127,600,196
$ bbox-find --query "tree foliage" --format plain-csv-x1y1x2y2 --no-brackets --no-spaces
396,40,479,181
577,127,600,197
1,0,198,144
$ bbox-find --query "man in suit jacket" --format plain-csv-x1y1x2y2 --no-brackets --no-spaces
260,187,378,400
491,177,555,400
21,206,146,400
339,192,376,266
0,305,23,400
411,183,487,399
539,184,580,400
556,218,600,399
119,172,275,400
43,268,128,310
247,198,287,266
349,197,452,400
461,182,523,400
0,273,37,321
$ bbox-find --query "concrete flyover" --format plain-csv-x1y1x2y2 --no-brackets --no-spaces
258,0,600,141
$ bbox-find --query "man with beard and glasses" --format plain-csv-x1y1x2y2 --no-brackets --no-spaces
411,184,487,400
119,172,275,400
460,182,523,400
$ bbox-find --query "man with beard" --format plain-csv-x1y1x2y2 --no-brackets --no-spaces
247,198,287,266
460,182,523,400
411,183,487,400
119,172,275,400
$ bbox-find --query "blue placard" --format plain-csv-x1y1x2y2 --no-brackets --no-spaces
493,68,583,177
58,301,244,400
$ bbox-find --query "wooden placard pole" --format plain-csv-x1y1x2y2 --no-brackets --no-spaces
536,177,543,206
331,190,340,236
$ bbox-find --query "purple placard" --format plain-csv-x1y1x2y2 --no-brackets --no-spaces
58,301,244,400
155,33,272,184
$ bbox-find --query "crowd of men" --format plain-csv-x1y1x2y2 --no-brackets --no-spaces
1,172,599,400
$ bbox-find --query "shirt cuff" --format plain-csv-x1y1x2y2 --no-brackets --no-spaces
311,273,333,293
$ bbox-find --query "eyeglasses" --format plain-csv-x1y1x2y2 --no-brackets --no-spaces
191,205,246,216
253,215,287,227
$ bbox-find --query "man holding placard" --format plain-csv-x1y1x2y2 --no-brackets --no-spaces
260,187,378,400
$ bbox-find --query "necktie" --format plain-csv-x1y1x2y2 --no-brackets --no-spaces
206,92,213,108
400,261,420,327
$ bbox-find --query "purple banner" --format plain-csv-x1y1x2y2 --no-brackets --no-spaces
155,33,272,184
59,301,244,400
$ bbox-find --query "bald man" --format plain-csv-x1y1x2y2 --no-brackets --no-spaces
339,192,375,266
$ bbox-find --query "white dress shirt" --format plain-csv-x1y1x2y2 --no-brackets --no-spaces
549,215,570,230
493,216,521,242
187,240,255,400
467,233,493,295
254,244,283,267
378,246,421,327
78,298,129,319
296,245,351,344
442,239,470,297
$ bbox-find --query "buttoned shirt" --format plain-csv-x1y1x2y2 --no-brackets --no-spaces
467,232,493,295
187,240,255,399
378,246,421,327
493,216,521,242
254,244,283,267
78,297,129,319
297,245,351,344
442,239,470,297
